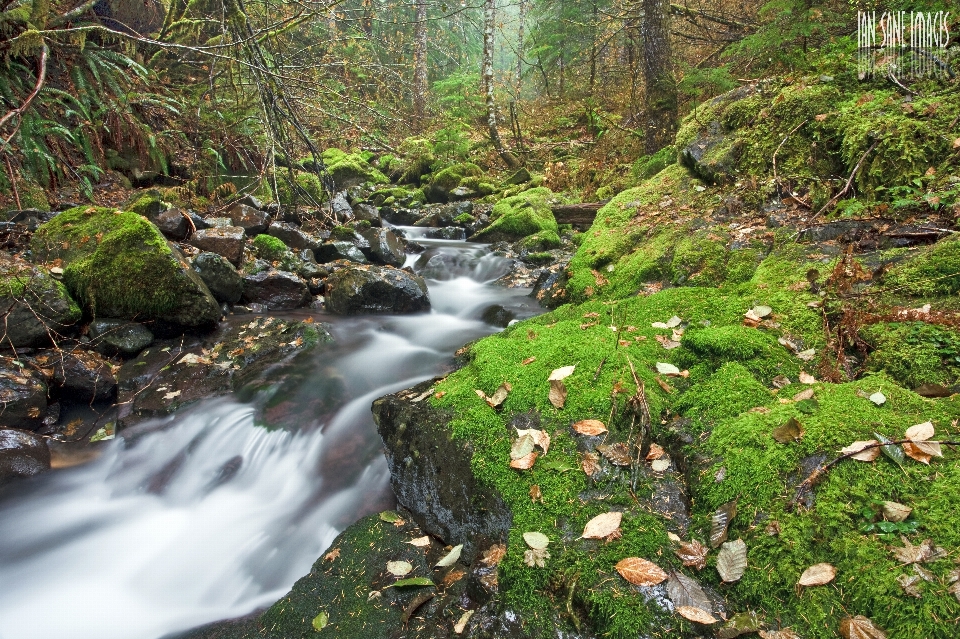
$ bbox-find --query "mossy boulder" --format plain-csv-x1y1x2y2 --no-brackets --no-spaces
31,206,222,333
319,149,388,189
324,265,429,315
0,254,81,348
425,162,483,203
469,187,559,243
862,322,960,390
880,236,960,298
395,137,435,184
273,171,327,206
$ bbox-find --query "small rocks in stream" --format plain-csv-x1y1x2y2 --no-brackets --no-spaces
324,264,430,315
192,252,244,304
188,226,246,266
88,319,154,357
0,428,50,486
0,357,47,430
240,270,310,310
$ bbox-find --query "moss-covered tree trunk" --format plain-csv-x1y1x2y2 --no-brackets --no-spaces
641,0,677,154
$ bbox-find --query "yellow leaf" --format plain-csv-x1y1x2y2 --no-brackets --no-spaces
581,511,622,539
615,557,668,586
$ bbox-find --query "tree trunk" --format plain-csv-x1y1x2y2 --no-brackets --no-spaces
515,0,526,96
641,0,677,154
483,0,519,168
412,0,428,131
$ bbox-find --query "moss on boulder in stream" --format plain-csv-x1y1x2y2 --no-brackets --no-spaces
470,187,560,243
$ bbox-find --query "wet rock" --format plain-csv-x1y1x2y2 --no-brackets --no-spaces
267,222,320,252
33,349,116,402
88,318,154,357
0,209,57,231
0,254,81,348
192,252,244,304
235,194,264,211
188,226,246,266
0,428,50,486
331,192,354,221
225,203,272,236
379,207,422,226
117,317,331,425
372,379,511,561
425,226,466,240
297,249,327,280
315,240,368,264
530,264,569,309
325,264,429,315
481,304,516,328
241,270,310,310
678,85,755,185
353,202,381,226
0,358,47,431
358,227,405,266
153,208,191,241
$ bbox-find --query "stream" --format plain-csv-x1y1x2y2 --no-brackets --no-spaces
0,234,541,639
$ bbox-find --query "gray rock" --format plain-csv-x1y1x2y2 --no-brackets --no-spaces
235,194,264,210
225,203,272,235
353,202,381,226
530,263,569,309
0,428,50,486
372,379,511,561
331,192,354,222
449,186,476,201
358,227,405,266
424,226,466,240
188,226,246,266
481,304,516,327
153,208,190,240
315,241,368,264
379,207,422,226
203,216,233,228
241,270,310,310
0,358,47,431
502,167,531,186
325,264,429,315
268,221,320,252
0,256,80,349
192,252,243,304
297,249,327,280
33,349,116,402
678,84,756,185
88,318,154,357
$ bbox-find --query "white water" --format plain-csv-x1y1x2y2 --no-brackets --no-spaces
0,237,539,639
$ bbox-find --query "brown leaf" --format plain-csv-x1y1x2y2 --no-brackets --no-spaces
516,428,550,454
529,484,542,502
442,568,467,587
324,548,340,561
480,544,507,567
580,452,600,477
667,570,712,611
646,443,665,461
675,539,709,570
521,357,536,365
549,379,567,409
581,511,622,539
792,388,814,401
772,417,804,443
841,440,880,462
676,606,719,625
655,376,674,393
902,442,933,464
914,383,951,397
797,562,836,586
891,536,942,565
487,382,511,408
798,371,816,384
948,577,960,603
710,500,737,548
881,501,911,522
583,312,600,318
510,451,538,469
815,113,829,121
597,442,632,466
615,557,668,586
655,334,681,349
839,615,887,639
758,630,800,639
716,539,747,583
897,573,922,597
572,419,607,436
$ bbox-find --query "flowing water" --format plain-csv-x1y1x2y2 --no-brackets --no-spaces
0,235,541,639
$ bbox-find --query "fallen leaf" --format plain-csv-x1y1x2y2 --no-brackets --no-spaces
759,630,801,639
839,615,887,639
572,419,607,436
905,421,934,441
379,510,404,524
815,113,829,121
163,390,182,400
581,452,601,476
903,442,933,464
651,457,671,472
675,539,709,570
772,417,804,443
615,557,668,586
799,371,816,384
792,388,814,401
524,547,550,567
676,606,719,624
869,391,886,406
480,544,507,566
387,560,413,577
710,501,737,548
583,312,600,318
667,570,712,610
582,511,623,539
881,501,912,523
796,348,816,361
597,442,632,466
549,380,567,408
521,357,536,365
875,432,905,467
898,573,922,597
651,316,682,329
408,536,431,547
312,611,329,630
435,544,463,568
656,362,681,376
798,562,836,586
529,484,542,502
453,609,474,634
324,548,340,561
486,383,511,408
716,539,747,582
523,531,550,550
841,440,880,462
516,428,550,454
510,434,535,460
655,376,674,393
656,334,681,349
549,365,576,381
891,536,943,565
388,577,434,588
717,611,763,638
510,451,538,469
772,375,791,388
646,443,665,460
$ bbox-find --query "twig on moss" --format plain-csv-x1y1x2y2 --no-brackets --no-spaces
789,438,960,510
807,139,879,222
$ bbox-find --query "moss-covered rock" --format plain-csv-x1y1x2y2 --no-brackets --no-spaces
470,187,559,243
425,162,484,203
31,206,222,332
0,254,80,348
319,149,388,189
880,235,960,298
273,171,326,207
862,322,960,390
395,137,435,184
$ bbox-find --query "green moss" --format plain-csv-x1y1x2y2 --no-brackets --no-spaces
694,375,960,639
472,187,559,243
518,230,561,251
671,230,729,286
396,137,435,183
429,162,483,190
454,212,475,224
253,234,288,261
125,190,167,217
319,149,388,187
862,322,960,389
331,225,356,241
458,176,496,196
726,247,764,283
274,171,326,206
675,361,771,421
882,236,960,298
